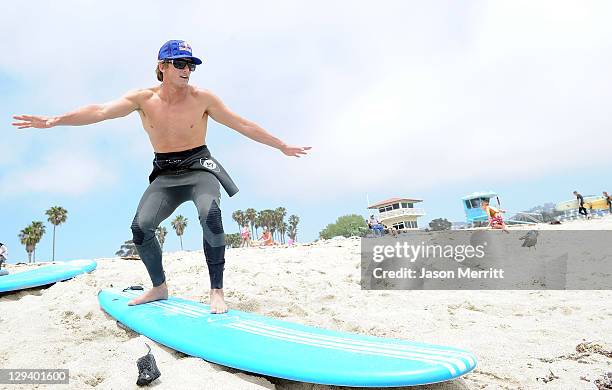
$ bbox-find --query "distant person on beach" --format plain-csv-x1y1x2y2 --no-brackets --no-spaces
0,242,7,268
11,40,311,313
368,215,376,226
369,215,384,237
383,223,398,237
240,225,251,248
573,191,589,218
366,218,375,237
604,191,612,213
480,200,509,233
258,229,274,246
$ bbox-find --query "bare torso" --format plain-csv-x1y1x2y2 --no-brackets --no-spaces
136,85,209,153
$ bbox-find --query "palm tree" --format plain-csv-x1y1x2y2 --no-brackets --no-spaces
30,221,46,262
232,210,245,233
275,207,287,244
254,219,261,239
45,206,68,261
245,208,257,239
171,215,188,250
261,209,276,241
288,215,300,242
18,226,37,263
281,222,288,244
156,226,168,252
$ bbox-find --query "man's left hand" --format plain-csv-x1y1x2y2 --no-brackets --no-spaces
281,145,311,157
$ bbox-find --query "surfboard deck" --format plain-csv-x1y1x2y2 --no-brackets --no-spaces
0,260,97,293
556,196,607,211
98,288,476,387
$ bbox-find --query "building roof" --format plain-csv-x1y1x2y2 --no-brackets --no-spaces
368,197,423,209
461,191,498,201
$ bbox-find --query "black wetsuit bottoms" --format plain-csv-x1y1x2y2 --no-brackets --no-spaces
131,145,226,289
577,198,588,216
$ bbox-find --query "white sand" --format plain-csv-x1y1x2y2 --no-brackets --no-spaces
0,216,610,389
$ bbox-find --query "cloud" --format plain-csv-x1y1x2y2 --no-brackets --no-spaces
232,1,612,199
0,149,117,196
2,1,611,202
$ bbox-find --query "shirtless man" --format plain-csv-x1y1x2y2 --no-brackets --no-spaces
12,40,310,313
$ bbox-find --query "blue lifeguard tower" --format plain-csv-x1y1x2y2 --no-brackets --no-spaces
461,191,499,226
462,191,542,227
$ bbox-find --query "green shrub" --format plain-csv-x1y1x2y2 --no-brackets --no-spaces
319,214,368,239
428,218,452,231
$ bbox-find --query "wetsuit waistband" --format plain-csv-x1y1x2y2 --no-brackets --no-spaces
148,145,239,197
154,145,208,160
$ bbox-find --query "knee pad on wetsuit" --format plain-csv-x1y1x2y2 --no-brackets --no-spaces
131,214,146,245
131,213,160,246
200,200,226,247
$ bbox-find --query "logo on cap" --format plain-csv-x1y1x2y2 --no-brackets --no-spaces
178,41,192,52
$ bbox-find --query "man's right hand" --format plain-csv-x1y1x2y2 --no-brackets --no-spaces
12,115,59,129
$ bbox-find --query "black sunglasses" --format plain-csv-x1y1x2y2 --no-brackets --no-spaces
166,59,196,71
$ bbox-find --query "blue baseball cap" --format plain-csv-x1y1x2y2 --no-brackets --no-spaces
158,40,203,65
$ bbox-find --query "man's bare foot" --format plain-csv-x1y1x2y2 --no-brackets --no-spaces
210,289,228,314
128,283,169,306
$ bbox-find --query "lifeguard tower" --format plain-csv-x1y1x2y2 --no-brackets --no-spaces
462,191,542,227
367,197,425,231
462,191,498,227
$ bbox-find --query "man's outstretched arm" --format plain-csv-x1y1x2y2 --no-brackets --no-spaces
204,91,311,157
12,90,142,129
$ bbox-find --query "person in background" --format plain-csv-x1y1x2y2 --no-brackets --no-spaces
0,242,7,269
573,191,589,218
369,215,384,237
481,200,509,233
604,191,612,214
258,229,274,246
383,223,398,237
240,225,251,248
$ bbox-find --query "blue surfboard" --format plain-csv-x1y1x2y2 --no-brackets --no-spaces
98,288,476,387
0,260,97,293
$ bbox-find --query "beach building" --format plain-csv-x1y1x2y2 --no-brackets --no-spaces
367,197,425,230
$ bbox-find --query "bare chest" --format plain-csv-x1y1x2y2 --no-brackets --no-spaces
137,96,208,150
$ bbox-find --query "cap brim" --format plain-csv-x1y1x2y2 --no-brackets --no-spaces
166,55,203,65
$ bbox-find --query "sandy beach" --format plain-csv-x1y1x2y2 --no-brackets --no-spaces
1,216,611,390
